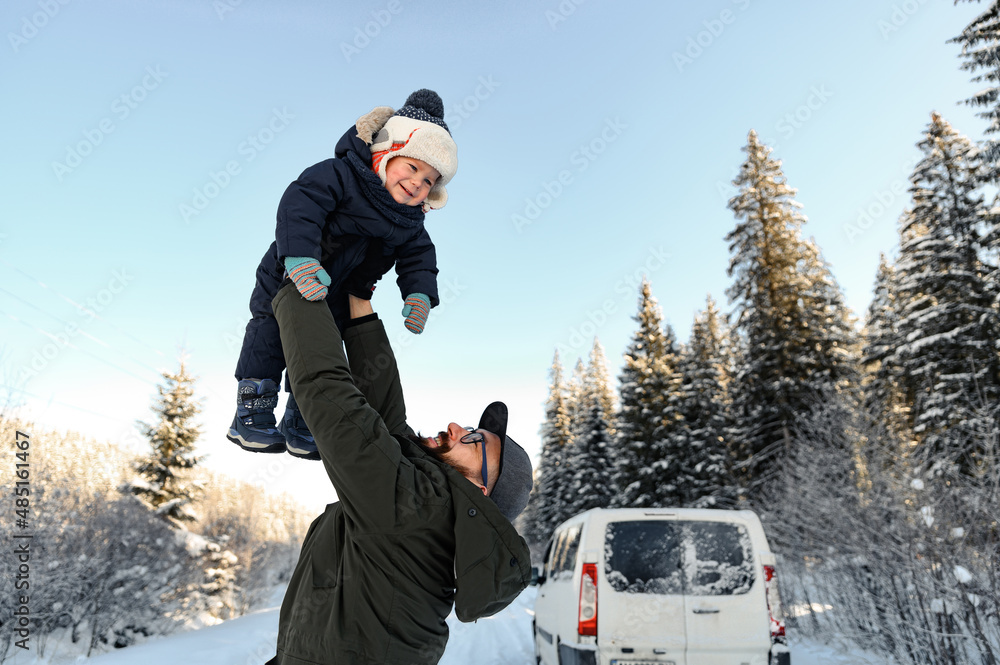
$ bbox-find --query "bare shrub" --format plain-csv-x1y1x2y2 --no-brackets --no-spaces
0,415,311,662
764,396,999,664
194,470,312,613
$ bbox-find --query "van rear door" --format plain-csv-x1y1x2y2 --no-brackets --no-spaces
601,519,687,664
681,521,771,665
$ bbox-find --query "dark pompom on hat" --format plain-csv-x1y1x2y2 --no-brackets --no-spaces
395,88,450,133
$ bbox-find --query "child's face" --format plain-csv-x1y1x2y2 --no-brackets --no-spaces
384,157,440,207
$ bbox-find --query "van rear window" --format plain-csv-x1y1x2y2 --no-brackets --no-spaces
685,521,755,596
604,520,754,596
604,521,683,594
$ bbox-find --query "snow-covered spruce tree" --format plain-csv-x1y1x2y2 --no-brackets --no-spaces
562,340,617,516
585,338,618,439
861,254,914,443
675,295,739,508
725,130,859,503
565,358,587,431
555,358,587,518
612,279,685,508
952,1,1000,338
952,0,1000,168
891,113,1000,473
521,351,575,548
128,361,204,524
126,362,240,620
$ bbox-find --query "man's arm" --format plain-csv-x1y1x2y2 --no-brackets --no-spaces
341,295,414,437
272,283,402,529
349,293,374,318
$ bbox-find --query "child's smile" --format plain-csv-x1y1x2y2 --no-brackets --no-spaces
384,156,441,207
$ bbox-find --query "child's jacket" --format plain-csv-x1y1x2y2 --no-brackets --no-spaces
261,123,440,307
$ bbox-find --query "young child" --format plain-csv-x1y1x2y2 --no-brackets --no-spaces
228,89,458,460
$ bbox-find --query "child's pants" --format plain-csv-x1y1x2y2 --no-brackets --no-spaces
235,243,348,391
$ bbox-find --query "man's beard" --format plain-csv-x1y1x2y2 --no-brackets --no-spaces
408,432,448,463
408,432,486,494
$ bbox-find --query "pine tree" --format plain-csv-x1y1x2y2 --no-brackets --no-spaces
675,295,739,508
798,238,861,391
522,351,575,546
861,254,913,442
129,360,204,524
952,0,1000,168
563,340,617,515
566,358,587,432
565,401,614,515
557,358,587,519
891,113,1000,472
952,1,1000,318
725,130,859,503
613,280,684,507
586,338,618,439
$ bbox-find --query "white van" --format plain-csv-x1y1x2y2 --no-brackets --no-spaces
532,507,790,665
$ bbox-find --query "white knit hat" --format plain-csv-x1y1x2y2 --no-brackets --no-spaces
362,90,458,211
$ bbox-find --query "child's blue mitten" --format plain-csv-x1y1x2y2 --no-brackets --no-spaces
285,257,331,301
401,293,430,334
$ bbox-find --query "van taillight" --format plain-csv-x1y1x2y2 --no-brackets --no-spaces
763,564,786,641
578,563,598,636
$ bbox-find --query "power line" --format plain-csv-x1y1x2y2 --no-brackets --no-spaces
1,308,157,384
0,284,110,347
0,283,168,379
0,258,167,358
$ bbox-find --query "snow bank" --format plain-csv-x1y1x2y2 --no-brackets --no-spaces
12,586,881,665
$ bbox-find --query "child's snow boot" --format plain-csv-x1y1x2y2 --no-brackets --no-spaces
280,392,319,460
227,378,286,453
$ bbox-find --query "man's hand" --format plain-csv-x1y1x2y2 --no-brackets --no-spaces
349,294,374,319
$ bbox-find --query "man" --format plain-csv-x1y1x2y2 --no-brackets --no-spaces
266,281,533,665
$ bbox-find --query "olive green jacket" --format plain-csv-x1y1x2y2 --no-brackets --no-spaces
270,284,531,665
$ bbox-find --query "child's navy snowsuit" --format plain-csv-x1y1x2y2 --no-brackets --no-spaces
235,124,440,387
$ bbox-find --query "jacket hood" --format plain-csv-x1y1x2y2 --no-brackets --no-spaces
446,470,532,622
334,123,374,164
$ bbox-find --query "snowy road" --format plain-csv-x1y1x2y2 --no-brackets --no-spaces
15,587,883,665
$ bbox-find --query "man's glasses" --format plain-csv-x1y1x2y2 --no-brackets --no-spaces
461,427,489,489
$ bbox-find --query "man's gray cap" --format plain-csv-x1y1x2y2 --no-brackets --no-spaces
478,401,533,522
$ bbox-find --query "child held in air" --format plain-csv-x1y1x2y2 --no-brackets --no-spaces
228,89,457,460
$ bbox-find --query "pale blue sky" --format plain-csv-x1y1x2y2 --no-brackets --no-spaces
1,0,987,510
